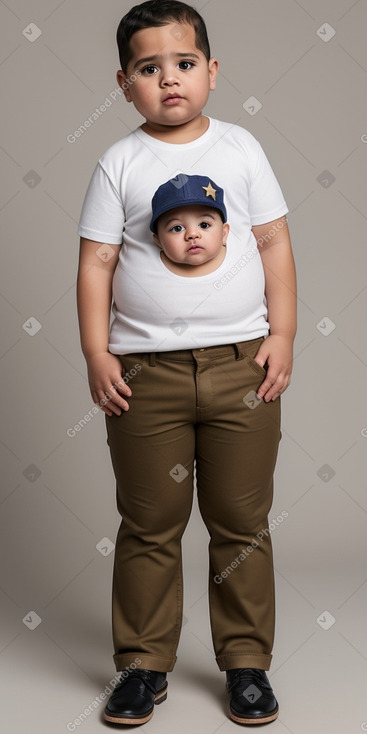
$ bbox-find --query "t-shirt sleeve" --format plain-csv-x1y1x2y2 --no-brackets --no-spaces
248,139,289,226
77,161,125,244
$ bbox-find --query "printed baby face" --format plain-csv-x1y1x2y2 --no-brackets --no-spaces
154,206,229,271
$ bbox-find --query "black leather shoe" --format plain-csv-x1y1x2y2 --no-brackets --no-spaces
104,668,167,725
226,668,279,725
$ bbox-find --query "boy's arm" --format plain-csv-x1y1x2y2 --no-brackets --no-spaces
251,216,297,402
76,238,132,415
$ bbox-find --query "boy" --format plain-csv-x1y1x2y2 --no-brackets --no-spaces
150,173,230,276
76,0,297,726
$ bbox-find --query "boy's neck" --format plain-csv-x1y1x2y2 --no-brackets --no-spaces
140,114,210,144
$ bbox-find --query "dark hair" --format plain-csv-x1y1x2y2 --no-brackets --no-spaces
116,0,211,73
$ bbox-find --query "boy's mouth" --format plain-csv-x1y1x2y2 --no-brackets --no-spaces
188,245,203,253
163,93,183,105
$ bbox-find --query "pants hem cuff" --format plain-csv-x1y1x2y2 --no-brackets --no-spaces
216,652,272,671
113,652,177,673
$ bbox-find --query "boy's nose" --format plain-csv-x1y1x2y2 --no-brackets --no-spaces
160,69,180,87
186,228,200,240
161,78,180,88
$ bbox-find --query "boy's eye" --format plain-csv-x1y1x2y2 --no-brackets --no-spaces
171,224,184,232
142,65,158,75
141,61,194,75
178,61,194,70
199,222,210,229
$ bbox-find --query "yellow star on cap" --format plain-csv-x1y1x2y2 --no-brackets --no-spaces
202,181,217,200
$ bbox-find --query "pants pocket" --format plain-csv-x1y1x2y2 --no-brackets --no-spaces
245,353,267,379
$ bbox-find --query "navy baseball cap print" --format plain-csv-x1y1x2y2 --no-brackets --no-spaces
150,174,227,234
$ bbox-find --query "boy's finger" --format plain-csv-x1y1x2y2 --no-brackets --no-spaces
113,379,132,397
99,395,123,415
101,387,130,413
259,376,287,402
256,378,273,398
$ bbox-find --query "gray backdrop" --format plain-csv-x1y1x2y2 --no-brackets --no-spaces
1,1,366,732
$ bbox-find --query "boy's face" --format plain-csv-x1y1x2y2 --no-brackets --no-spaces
153,205,230,268
116,23,218,128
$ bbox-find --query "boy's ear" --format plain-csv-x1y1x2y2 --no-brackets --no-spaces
153,233,162,248
223,222,230,243
116,70,133,102
208,57,219,91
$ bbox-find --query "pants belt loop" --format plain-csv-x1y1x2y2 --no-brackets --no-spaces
148,352,156,367
233,343,244,360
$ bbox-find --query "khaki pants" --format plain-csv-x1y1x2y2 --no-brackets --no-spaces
105,337,281,673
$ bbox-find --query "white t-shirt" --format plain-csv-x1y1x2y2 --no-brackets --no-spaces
77,117,289,354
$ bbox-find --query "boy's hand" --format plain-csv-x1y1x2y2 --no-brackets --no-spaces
253,335,293,403
86,352,132,416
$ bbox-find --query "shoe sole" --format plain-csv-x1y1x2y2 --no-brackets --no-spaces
228,703,279,725
104,683,168,725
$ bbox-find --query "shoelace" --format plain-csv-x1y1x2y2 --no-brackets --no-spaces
227,668,268,692
115,668,163,694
